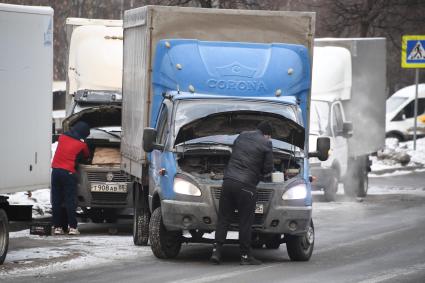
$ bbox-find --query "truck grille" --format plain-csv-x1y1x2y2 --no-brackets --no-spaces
91,192,128,205
86,171,131,182
211,187,273,202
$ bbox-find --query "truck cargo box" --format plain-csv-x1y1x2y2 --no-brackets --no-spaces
121,5,315,179
0,4,53,194
314,38,386,157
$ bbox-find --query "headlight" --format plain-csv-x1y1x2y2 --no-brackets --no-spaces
282,183,307,200
173,177,201,196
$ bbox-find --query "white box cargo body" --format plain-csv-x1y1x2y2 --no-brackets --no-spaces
121,5,315,179
314,38,387,157
0,4,53,194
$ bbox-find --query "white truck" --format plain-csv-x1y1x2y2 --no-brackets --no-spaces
0,3,53,264
310,38,387,200
62,19,133,223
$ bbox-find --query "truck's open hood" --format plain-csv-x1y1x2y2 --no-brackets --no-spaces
62,105,121,131
175,110,305,149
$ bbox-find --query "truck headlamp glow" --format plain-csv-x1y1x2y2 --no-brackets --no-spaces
282,183,307,200
173,177,201,196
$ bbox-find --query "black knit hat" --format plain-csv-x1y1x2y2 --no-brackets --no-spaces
70,121,90,139
257,121,273,136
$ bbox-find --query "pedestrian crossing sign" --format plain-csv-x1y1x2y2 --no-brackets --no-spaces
402,35,425,68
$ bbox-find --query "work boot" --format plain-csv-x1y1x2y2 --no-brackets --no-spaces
210,243,222,265
240,254,262,265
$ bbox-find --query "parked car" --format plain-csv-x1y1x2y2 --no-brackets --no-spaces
386,84,425,141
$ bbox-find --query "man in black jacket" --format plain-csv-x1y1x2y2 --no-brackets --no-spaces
211,121,274,265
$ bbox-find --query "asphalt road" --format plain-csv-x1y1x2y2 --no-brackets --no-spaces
5,172,425,283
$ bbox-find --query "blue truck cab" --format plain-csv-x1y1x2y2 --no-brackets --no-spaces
140,39,329,260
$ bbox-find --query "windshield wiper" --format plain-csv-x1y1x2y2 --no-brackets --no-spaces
93,128,121,139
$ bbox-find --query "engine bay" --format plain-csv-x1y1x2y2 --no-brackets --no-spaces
177,150,301,181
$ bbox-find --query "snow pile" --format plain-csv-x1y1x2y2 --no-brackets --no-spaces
371,137,425,172
6,189,51,218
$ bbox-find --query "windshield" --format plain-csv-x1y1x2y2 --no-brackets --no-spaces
175,99,298,130
88,126,121,143
310,101,329,134
173,99,302,150
386,96,408,113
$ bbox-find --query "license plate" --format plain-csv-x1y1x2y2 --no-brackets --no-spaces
90,183,128,193
255,203,264,214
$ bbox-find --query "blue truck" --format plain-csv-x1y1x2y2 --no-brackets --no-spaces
120,6,329,261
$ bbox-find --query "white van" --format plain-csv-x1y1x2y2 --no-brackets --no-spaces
386,84,425,141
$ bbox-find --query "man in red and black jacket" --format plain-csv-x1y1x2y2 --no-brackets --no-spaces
51,121,90,235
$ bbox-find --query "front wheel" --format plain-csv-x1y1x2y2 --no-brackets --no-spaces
285,220,314,261
0,208,9,265
265,234,282,249
324,174,338,202
149,207,182,259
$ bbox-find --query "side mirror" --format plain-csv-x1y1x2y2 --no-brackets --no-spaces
309,136,330,161
402,113,407,120
342,121,353,138
143,128,163,152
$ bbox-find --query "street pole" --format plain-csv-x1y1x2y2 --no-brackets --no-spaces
413,68,419,150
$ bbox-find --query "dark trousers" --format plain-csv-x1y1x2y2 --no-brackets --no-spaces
215,178,257,255
51,168,78,229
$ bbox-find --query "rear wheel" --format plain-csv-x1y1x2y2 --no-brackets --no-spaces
0,209,9,265
285,220,314,261
344,157,369,198
133,185,150,246
149,207,182,259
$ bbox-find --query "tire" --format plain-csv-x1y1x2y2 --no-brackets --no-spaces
324,174,338,202
265,234,282,249
285,220,314,261
149,207,182,259
133,186,150,246
344,157,368,198
386,132,404,142
357,168,368,198
0,209,9,265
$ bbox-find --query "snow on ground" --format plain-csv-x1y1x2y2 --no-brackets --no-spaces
1,230,151,278
371,137,425,172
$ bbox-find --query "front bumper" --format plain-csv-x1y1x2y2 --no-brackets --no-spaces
77,165,133,208
161,181,312,235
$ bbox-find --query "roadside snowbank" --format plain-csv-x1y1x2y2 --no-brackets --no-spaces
371,137,425,173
